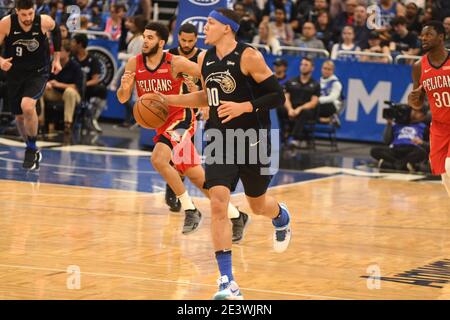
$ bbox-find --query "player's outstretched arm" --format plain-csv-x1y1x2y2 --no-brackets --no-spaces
162,51,208,108
163,87,209,108
117,57,136,104
408,60,425,110
172,55,201,79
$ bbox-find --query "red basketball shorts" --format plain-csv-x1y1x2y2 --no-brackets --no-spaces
429,121,450,175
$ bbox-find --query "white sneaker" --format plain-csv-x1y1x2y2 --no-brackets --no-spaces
212,275,244,300
273,203,292,253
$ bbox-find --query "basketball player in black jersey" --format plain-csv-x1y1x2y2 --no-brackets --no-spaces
162,8,292,300
0,0,62,170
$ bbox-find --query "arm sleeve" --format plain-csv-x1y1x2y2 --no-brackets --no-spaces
51,23,61,52
250,75,286,111
319,81,342,104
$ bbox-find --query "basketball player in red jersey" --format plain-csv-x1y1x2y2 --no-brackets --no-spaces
409,21,450,196
117,22,249,239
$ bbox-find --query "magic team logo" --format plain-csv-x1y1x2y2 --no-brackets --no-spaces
205,70,236,94
12,39,39,52
188,0,220,6
87,46,117,86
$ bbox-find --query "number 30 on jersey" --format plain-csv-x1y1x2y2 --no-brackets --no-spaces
433,91,450,108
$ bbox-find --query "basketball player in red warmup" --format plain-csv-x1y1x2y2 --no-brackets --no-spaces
117,22,249,239
409,21,450,197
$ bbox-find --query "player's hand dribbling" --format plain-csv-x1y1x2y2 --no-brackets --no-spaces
218,100,252,123
0,57,13,72
120,71,135,91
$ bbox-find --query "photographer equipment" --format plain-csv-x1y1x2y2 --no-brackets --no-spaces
382,100,412,125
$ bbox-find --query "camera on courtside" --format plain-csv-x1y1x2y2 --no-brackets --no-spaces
382,100,412,125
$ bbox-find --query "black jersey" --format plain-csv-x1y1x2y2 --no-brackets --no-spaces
4,14,50,73
202,42,266,130
168,47,202,94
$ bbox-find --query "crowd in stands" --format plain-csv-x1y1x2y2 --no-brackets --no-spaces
237,0,450,62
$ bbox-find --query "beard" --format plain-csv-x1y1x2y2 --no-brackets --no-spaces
142,42,159,57
179,45,195,55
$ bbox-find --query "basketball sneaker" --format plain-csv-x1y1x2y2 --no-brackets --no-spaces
23,148,41,171
231,211,251,244
273,203,292,253
165,183,181,212
212,275,244,300
182,208,202,235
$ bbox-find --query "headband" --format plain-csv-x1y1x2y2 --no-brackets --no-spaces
208,10,240,33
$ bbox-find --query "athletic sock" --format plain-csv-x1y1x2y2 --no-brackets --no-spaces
26,136,37,151
178,191,196,211
227,204,240,219
272,204,289,228
215,250,233,282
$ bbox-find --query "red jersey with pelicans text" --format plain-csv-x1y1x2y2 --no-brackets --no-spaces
420,52,450,126
135,52,184,123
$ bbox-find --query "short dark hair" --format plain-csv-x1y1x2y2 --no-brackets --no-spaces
178,23,198,36
274,4,286,15
61,39,71,53
72,33,88,49
273,58,288,67
145,22,169,44
114,3,127,12
423,20,446,35
15,0,34,10
302,57,314,67
216,7,241,25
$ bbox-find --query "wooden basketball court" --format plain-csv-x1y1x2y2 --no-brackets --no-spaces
1,175,449,300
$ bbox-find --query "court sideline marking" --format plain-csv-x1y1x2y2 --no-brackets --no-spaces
0,263,350,300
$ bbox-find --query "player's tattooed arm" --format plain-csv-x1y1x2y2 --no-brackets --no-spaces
162,52,208,108
117,57,136,104
408,59,425,110
172,55,201,79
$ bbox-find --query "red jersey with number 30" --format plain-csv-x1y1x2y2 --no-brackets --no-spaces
135,52,184,120
420,53,450,126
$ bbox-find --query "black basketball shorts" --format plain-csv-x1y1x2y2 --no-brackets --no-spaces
6,66,49,115
203,128,274,198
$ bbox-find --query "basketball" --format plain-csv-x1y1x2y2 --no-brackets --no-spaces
133,93,169,129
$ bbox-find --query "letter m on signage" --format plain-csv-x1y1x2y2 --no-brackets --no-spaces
346,79,391,124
